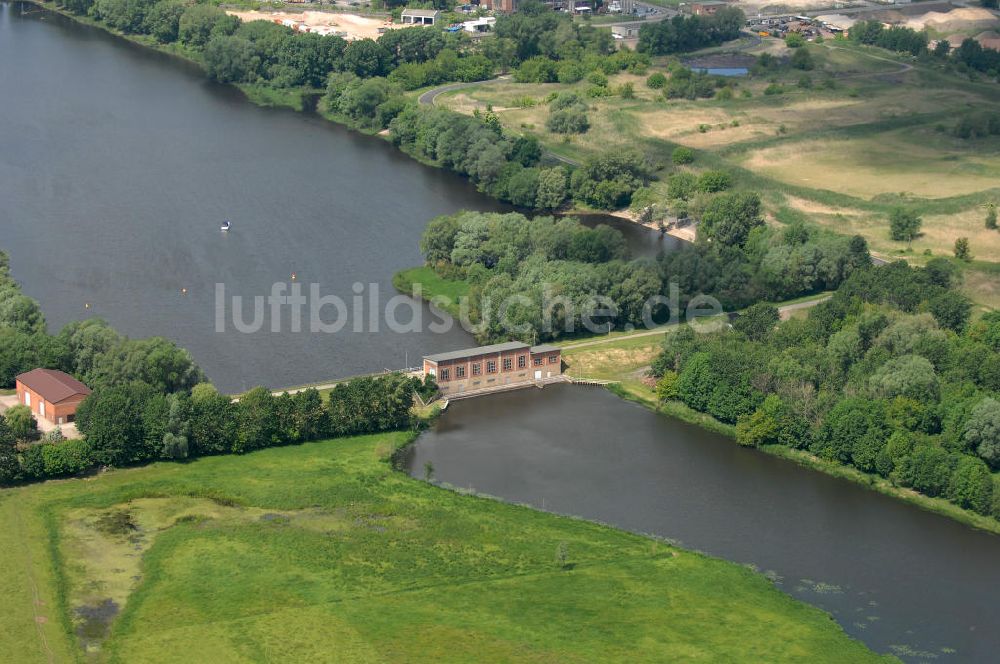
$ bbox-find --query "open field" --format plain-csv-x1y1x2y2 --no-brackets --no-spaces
0,432,886,662
429,40,1000,306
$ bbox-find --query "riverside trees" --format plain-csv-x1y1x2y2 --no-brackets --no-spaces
651,261,1000,520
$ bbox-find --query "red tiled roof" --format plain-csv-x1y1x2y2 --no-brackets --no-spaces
16,369,91,404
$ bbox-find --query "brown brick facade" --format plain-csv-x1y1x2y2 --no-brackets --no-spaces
423,342,562,395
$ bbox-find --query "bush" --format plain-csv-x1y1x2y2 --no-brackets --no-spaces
696,170,732,193
790,48,814,70
785,32,805,48
41,439,93,478
546,108,590,134
646,72,667,89
586,70,608,87
671,146,695,165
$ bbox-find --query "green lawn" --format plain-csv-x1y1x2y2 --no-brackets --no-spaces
393,266,470,319
0,432,888,662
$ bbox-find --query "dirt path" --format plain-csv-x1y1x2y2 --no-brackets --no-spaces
560,295,832,351
823,44,915,80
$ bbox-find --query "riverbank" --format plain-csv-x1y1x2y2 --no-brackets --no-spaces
561,336,1000,538
0,429,886,661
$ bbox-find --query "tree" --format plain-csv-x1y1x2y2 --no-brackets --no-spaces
178,4,237,48
189,383,236,456
204,36,261,84
790,48,814,70
342,39,391,78
143,1,185,43
0,415,18,485
986,204,998,230
889,207,922,242
947,455,993,514
676,352,717,411
964,397,1000,469
75,383,156,466
954,237,972,260
895,443,952,497
160,393,190,459
734,303,779,342
646,72,667,89
870,354,939,404
4,405,37,443
815,397,890,468
736,395,810,448
235,386,278,453
700,192,764,246
655,371,679,402
535,168,568,210
928,291,971,333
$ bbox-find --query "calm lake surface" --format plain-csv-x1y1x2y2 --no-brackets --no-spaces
407,385,1000,662
0,3,662,392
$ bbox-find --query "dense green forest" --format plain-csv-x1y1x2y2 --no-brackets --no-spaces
651,260,1000,519
416,207,871,343
0,251,426,486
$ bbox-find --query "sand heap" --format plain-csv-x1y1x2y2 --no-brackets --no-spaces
226,10,399,40
904,7,998,34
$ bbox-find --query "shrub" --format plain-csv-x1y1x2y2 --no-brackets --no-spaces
586,70,608,87
546,108,590,134
41,439,93,478
785,32,805,48
671,146,695,165
696,170,732,193
646,72,667,89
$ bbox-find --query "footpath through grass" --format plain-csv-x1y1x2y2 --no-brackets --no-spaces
0,432,887,662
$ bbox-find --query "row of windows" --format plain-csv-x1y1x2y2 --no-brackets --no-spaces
437,354,559,381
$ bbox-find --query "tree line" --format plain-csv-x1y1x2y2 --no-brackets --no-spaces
417,201,871,343
652,260,1000,519
2,373,420,485
849,19,1000,81
0,250,424,486
637,8,745,56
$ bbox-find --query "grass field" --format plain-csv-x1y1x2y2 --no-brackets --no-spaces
393,266,469,319
0,431,888,662
430,39,1000,306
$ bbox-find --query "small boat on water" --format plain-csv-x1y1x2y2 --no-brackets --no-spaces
220,220,231,232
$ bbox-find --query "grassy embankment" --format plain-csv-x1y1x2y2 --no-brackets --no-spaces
430,40,1000,308
557,332,1000,537
0,431,888,662
392,266,470,319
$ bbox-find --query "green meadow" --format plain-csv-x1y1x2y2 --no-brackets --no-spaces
0,432,888,662
431,41,1000,307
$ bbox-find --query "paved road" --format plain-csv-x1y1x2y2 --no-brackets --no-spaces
418,77,510,106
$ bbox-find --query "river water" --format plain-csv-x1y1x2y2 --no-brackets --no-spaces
406,386,1000,662
5,4,997,662
0,3,665,392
